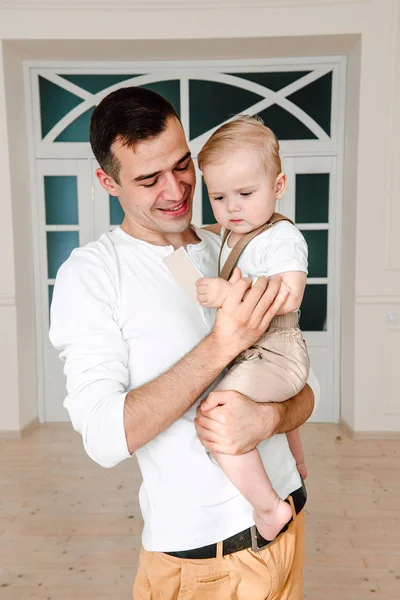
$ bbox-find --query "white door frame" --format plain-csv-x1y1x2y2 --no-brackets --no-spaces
24,56,346,422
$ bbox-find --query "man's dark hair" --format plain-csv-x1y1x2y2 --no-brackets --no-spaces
89,86,180,184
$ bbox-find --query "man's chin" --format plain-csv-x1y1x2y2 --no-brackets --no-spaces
159,213,192,234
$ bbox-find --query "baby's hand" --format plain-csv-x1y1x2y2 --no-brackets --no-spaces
196,277,230,308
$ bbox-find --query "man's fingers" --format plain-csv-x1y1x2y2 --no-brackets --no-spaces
250,276,282,323
199,440,232,455
202,390,229,412
222,277,253,310
237,276,269,317
195,412,228,435
259,289,289,331
228,267,242,284
194,417,217,436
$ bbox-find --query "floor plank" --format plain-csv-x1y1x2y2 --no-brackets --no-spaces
0,423,399,599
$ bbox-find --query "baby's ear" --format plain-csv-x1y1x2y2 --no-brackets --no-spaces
275,172,287,199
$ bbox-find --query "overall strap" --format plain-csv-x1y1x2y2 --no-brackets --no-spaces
218,212,294,281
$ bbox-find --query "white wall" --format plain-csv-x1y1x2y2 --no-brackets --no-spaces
0,43,20,432
340,39,360,430
3,43,38,432
0,0,399,434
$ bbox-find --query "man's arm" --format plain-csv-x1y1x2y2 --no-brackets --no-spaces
123,273,289,454
51,250,288,466
194,382,316,456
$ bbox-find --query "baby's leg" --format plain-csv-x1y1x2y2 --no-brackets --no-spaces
212,446,292,541
213,359,295,541
210,320,310,539
287,428,308,480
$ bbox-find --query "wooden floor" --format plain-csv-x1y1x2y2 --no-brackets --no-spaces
0,423,399,599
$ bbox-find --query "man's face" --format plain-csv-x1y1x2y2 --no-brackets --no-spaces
97,117,196,240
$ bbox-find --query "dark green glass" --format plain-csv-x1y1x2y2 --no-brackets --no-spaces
232,71,311,92
299,284,327,331
189,80,263,140
257,104,317,139
55,108,95,142
202,178,216,225
301,230,328,278
295,173,330,224
48,284,54,315
54,81,180,142
47,231,79,279
110,195,124,226
44,176,78,225
288,71,332,136
59,74,139,95
39,76,83,139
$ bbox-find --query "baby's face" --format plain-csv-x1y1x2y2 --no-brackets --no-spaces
202,149,286,234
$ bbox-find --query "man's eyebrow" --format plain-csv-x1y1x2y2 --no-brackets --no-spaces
175,151,191,166
133,152,191,183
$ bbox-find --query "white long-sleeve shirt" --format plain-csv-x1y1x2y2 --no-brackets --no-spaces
49,225,320,552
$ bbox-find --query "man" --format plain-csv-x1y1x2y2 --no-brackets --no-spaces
49,86,319,599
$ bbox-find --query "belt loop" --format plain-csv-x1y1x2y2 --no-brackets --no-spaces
288,495,297,522
216,541,223,559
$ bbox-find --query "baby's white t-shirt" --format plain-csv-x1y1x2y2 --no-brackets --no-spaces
220,220,308,278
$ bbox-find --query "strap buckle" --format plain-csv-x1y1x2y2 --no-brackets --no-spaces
250,525,272,553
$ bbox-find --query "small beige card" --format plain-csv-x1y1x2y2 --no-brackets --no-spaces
163,246,203,304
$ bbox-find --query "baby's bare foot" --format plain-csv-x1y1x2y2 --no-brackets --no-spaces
253,498,292,542
296,461,308,480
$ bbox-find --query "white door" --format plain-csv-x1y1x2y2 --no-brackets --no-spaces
35,159,93,421
26,59,345,422
282,156,339,421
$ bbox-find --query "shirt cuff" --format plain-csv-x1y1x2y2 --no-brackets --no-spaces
83,391,132,468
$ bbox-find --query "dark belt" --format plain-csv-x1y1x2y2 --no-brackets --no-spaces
165,479,307,559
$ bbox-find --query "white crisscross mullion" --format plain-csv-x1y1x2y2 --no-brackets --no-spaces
37,71,93,101
189,94,329,154
41,72,175,143
41,67,332,145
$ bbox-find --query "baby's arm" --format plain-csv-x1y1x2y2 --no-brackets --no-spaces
272,271,307,315
196,277,232,308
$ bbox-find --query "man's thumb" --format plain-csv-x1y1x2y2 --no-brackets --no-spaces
228,267,242,284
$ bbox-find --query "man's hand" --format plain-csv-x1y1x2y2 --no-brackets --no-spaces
195,384,315,456
194,390,273,455
211,269,287,359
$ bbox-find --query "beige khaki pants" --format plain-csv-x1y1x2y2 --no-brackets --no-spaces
217,313,310,403
133,504,305,600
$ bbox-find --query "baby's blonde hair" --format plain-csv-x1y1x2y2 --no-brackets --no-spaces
197,115,281,176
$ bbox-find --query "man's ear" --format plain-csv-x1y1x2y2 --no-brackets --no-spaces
95,168,119,196
275,172,287,200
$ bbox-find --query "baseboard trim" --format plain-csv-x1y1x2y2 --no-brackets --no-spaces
339,418,400,440
0,417,39,439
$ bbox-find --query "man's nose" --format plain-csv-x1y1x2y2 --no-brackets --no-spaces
162,172,184,201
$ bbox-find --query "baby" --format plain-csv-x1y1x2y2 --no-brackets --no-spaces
196,115,310,542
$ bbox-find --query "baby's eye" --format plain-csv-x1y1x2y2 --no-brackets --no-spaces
213,196,224,201
240,192,253,197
